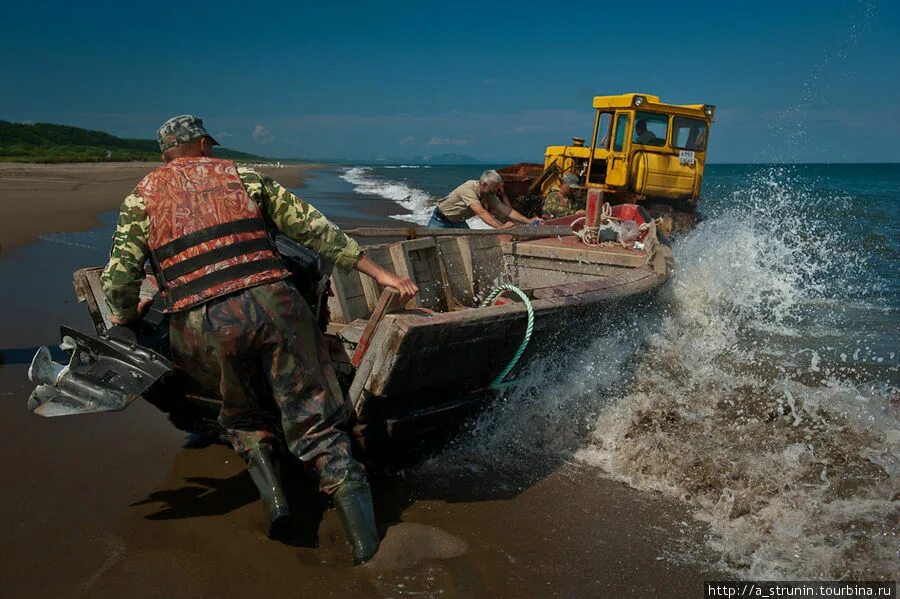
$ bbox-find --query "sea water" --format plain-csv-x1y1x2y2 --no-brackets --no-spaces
340,163,899,579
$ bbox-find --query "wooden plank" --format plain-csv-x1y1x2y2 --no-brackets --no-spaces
511,241,646,268
509,255,623,277
408,246,447,312
336,319,368,345
365,308,534,397
531,271,655,299
514,267,597,289
400,237,436,252
343,225,572,238
76,267,160,331
437,237,474,307
389,243,418,308
326,293,347,325
467,237,505,300
351,289,402,367
455,238,475,294
73,268,108,332
329,269,369,323
359,246,395,311
347,317,408,412
391,239,447,311
86,270,113,328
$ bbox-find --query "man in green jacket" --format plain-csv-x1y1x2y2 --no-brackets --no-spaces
102,115,417,565
542,173,584,219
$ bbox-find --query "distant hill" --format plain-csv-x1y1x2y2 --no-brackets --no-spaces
0,120,268,163
367,152,483,166
412,153,482,165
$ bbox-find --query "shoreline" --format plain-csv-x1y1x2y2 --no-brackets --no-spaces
0,162,325,254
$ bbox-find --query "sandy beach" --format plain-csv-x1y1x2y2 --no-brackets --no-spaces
0,162,318,254
0,163,727,598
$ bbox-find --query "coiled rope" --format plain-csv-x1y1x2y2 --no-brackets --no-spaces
578,202,612,245
479,284,534,388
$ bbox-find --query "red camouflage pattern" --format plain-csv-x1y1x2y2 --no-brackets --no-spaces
141,156,289,312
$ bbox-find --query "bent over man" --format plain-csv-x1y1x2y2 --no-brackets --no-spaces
101,115,417,565
428,169,539,228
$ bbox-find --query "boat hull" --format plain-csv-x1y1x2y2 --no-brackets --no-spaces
31,232,672,466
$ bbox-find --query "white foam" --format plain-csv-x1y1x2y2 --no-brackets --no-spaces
435,165,898,580
341,166,495,228
340,166,436,224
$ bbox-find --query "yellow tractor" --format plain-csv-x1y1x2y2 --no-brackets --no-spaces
500,93,714,234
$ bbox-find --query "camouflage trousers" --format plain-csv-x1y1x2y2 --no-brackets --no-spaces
169,279,366,494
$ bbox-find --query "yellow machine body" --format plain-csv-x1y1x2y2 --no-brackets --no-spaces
541,93,714,225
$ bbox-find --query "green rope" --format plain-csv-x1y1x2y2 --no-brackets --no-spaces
479,284,534,388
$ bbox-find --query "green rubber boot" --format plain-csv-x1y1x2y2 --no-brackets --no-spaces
246,446,292,539
333,481,380,565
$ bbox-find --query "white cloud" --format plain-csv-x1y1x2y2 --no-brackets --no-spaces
252,124,271,141
426,136,468,146
399,135,416,145
223,107,592,160
215,131,235,139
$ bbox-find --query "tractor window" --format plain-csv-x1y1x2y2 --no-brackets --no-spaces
633,111,668,147
612,114,630,152
672,116,708,151
596,112,614,149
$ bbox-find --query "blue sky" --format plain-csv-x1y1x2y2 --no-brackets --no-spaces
1,0,897,163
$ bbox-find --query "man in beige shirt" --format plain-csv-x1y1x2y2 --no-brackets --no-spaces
428,169,540,229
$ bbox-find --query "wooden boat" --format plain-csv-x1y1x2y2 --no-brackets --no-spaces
27,223,672,465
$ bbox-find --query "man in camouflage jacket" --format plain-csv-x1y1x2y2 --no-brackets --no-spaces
101,115,417,565
541,172,585,219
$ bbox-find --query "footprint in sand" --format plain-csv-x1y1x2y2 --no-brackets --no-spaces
363,522,467,572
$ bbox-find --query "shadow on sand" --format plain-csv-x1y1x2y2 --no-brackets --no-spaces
129,437,566,549
131,472,258,520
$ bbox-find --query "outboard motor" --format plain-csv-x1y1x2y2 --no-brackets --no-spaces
28,326,172,417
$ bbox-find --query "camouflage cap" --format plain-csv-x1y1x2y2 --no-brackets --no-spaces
561,173,580,187
156,115,220,152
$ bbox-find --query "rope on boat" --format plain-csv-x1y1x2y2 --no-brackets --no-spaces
578,202,611,245
480,284,534,389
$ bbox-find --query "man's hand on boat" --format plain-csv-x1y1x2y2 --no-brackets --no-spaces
355,255,419,303
493,220,542,230
497,205,543,228
482,215,543,230
109,297,154,325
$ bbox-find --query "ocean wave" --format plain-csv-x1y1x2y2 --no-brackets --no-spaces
340,166,435,224
340,166,492,228
585,167,898,579
438,165,899,580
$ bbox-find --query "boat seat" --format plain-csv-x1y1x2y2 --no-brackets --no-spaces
336,319,368,345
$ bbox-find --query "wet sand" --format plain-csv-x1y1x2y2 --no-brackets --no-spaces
0,162,317,253
0,164,727,597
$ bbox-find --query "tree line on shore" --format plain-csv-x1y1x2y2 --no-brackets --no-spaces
0,120,265,163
